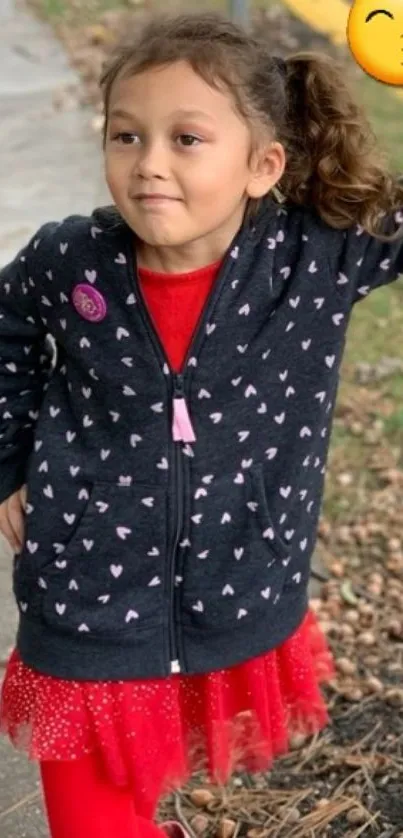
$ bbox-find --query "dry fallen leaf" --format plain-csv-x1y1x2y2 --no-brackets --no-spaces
340,579,359,605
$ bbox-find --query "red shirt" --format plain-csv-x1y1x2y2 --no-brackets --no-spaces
138,260,222,372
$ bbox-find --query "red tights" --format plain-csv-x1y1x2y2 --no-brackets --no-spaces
40,753,165,838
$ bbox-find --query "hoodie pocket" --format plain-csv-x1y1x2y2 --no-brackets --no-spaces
180,465,291,628
15,480,167,637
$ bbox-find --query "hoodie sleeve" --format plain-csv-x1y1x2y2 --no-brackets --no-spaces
337,210,403,304
0,230,54,504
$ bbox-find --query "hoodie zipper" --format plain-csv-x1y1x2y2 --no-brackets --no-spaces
169,428,183,674
168,373,195,674
125,225,254,675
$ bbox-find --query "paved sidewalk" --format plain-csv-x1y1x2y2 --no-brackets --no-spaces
0,0,107,834
0,0,108,268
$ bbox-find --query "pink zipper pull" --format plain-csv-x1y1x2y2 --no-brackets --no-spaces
172,396,196,443
172,375,196,443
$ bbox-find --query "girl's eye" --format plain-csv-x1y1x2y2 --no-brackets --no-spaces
113,132,139,145
177,134,201,147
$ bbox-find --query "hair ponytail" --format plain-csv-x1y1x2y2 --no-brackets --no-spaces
278,52,403,238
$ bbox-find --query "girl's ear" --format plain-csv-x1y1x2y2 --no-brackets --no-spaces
246,142,286,200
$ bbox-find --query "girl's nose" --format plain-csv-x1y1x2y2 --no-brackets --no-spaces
136,141,168,180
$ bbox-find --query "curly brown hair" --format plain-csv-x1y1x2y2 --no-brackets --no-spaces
100,10,403,239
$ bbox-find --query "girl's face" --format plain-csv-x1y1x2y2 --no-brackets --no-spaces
104,60,285,265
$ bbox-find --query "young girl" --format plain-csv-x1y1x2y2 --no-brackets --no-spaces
0,10,402,838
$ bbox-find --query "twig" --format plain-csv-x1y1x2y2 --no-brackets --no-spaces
292,732,326,772
332,767,365,799
0,790,41,820
335,694,376,719
174,792,197,838
349,810,381,838
350,720,382,751
287,796,355,837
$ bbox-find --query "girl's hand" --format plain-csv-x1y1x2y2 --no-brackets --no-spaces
0,485,27,554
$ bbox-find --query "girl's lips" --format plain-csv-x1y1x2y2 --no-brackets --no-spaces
135,195,182,210
135,195,181,201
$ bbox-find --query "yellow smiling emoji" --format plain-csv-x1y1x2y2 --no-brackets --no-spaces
347,0,403,85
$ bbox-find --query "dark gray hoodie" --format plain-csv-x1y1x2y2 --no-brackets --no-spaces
0,200,401,680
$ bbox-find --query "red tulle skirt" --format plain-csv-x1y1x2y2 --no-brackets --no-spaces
0,609,335,817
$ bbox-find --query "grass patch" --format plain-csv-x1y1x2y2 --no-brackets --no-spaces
324,279,403,516
41,0,66,15
343,284,403,366
339,283,403,426
30,0,276,25
323,287,403,524
32,0,249,23
353,72,403,172
384,407,403,434
30,0,134,23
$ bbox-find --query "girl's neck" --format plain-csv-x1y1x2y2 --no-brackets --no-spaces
135,237,227,275
136,247,223,275
135,206,247,275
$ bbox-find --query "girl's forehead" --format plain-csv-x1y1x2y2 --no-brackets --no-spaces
108,61,237,121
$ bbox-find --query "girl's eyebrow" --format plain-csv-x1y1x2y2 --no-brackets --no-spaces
109,107,216,122
172,108,216,122
109,108,139,120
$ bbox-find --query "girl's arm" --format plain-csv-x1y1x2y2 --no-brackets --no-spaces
0,229,53,504
332,211,403,304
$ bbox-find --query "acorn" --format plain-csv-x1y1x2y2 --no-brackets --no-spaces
336,657,356,676
289,732,307,750
345,609,360,626
387,618,403,640
343,686,363,702
385,688,403,707
218,818,237,838
365,676,383,694
285,808,301,825
357,631,376,647
190,789,215,808
347,808,366,825
330,559,345,577
191,814,210,835
388,537,401,553
340,623,355,638
369,572,383,588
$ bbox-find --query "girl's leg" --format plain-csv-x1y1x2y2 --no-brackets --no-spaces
40,753,165,838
